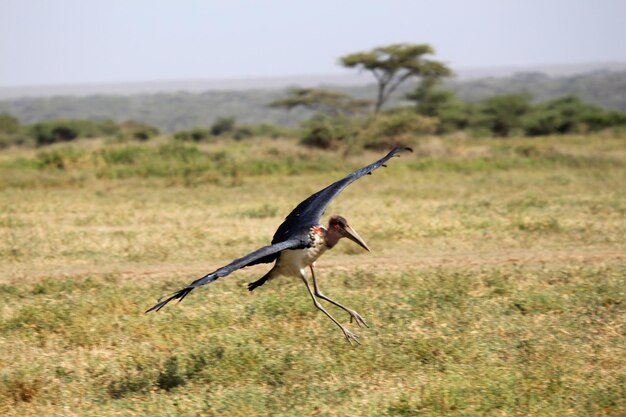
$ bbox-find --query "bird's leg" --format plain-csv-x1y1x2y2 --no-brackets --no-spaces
310,265,369,328
299,272,360,346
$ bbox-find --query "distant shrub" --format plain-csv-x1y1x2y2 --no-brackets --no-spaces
477,94,531,137
233,126,254,140
358,110,437,150
0,113,21,134
0,114,27,148
0,132,31,149
118,120,159,141
174,123,259,142
173,127,212,142
76,119,120,137
28,119,121,146
410,87,626,137
430,96,477,134
523,96,626,136
210,117,236,136
410,86,477,134
299,115,360,150
172,122,295,143
30,121,79,146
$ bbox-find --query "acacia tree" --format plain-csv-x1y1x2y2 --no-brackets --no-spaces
269,88,371,117
340,43,451,113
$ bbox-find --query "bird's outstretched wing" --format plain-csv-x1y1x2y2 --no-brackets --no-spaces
271,146,412,243
146,238,304,312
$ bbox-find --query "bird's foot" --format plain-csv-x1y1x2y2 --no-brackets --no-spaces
341,327,360,346
348,310,369,328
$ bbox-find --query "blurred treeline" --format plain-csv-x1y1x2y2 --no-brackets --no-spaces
1,71,625,150
1,70,625,131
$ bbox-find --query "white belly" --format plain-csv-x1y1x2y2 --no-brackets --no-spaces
274,232,327,277
276,247,322,275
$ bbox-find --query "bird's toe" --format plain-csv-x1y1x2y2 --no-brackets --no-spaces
342,328,361,346
349,311,369,328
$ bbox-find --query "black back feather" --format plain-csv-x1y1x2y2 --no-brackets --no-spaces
270,146,412,244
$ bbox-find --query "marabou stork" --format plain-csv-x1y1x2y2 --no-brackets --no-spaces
146,146,412,344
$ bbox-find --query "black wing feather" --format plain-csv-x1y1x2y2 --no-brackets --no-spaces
270,146,412,243
146,146,410,312
146,238,304,312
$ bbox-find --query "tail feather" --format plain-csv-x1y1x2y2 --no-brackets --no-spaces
247,269,274,292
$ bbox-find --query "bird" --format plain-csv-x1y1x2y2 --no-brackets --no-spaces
146,146,412,344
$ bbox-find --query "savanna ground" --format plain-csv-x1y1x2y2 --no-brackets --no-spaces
0,134,624,416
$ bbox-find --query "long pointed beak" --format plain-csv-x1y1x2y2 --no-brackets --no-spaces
342,225,370,252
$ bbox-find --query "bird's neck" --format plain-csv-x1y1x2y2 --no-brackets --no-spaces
323,228,342,249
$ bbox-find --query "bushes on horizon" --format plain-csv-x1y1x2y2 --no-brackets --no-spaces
30,120,79,146
8,118,161,147
408,78,477,134
174,127,212,142
477,94,532,137
209,117,256,140
0,113,20,135
232,126,254,140
5,91,625,152
28,119,121,146
414,89,476,134
299,115,360,150
210,117,236,136
523,95,626,136
410,83,626,137
298,110,437,151
118,120,159,141
0,113,30,148
173,121,284,142
359,110,437,150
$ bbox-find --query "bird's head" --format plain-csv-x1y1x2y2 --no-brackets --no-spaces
326,215,370,252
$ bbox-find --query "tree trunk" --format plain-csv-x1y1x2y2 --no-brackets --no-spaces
374,83,385,113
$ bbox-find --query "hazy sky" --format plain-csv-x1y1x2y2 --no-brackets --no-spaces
1,0,625,86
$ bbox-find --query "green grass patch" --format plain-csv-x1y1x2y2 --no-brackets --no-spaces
0,134,624,415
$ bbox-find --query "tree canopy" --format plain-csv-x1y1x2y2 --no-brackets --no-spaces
340,43,452,113
269,88,371,116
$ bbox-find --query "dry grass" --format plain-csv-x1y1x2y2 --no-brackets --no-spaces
0,134,625,416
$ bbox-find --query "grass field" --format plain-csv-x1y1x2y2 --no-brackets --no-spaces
0,134,624,416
